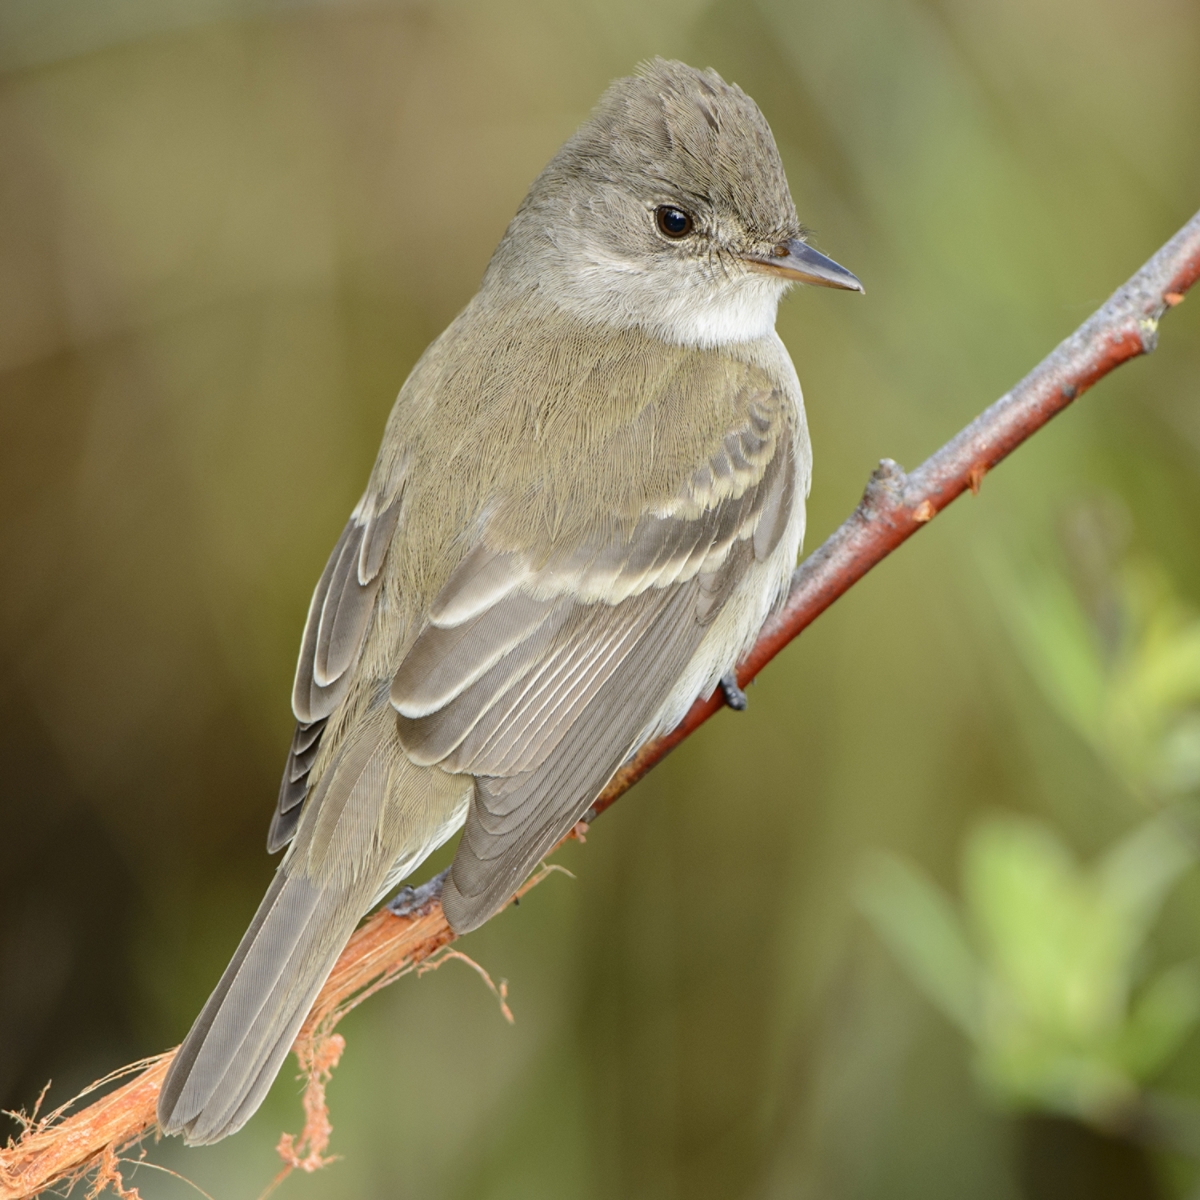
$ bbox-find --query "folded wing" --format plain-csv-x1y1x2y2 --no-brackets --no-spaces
391,390,797,931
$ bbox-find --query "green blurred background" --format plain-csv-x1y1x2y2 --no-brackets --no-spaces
2,0,1200,1196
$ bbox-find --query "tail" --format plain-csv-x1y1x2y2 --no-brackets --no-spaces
156,867,356,1144
157,708,469,1145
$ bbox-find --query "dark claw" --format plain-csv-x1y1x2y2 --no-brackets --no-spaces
720,672,747,711
387,867,450,917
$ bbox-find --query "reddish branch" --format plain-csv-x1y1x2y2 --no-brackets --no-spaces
3,208,1199,1200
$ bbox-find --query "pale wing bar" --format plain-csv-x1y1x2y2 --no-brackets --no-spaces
391,449,783,782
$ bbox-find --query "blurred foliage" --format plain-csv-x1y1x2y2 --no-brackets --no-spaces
1,0,1198,1198
862,521,1200,1182
862,529,1200,1196
860,814,1200,1124
991,517,1200,803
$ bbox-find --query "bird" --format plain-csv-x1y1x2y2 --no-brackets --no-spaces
157,56,862,1146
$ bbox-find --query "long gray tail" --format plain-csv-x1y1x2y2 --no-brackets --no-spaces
156,865,360,1145
158,705,471,1144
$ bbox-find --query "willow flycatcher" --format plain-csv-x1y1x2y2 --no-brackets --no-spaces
158,56,862,1145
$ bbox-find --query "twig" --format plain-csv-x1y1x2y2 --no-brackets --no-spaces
2,208,1197,1200
593,209,1200,816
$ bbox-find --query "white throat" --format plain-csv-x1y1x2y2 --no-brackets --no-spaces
500,244,792,350
642,273,790,348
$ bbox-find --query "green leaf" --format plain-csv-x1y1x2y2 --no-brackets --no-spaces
962,817,1110,1036
984,557,1106,747
1096,813,1196,950
1157,715,1200,794
1120,962,1200,1079
856,852,980,1038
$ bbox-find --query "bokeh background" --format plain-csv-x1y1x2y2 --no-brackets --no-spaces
2,0,1200,1196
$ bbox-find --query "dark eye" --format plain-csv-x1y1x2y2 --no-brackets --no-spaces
655,206,694,238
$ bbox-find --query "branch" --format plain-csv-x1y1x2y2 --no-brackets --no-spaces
3,208,1198,1200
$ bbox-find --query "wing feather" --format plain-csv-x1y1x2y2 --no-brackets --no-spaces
269,489,403,853
443,580,707,931
392,593,563,719
312,526,363,688
430,590,665,779
391,394,799,931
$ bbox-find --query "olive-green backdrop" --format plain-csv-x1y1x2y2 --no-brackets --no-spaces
2,1,1199,1196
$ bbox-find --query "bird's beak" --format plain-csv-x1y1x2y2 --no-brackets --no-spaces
744,238,864,293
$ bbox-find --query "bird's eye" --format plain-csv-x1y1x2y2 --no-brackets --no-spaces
655,206,694,239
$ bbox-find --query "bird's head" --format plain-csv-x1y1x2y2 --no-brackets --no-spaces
487,58,862,348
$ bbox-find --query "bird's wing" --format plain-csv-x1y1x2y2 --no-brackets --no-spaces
390,388,798,931
267,486,403,852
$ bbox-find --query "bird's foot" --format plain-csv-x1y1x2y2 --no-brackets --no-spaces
720,672,748,711
387,867,450,918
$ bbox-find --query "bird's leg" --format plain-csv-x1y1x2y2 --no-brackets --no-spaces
720,672,748,711
387,867,450,918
